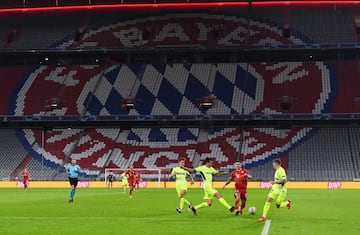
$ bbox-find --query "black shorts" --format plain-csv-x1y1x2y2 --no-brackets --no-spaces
69,177,78,187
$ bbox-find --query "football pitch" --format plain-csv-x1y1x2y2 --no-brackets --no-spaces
0,188,358,235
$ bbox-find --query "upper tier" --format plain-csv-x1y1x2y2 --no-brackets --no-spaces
0,61,359,116
0,10,359,50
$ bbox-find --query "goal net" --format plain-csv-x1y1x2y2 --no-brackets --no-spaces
104,168,165,188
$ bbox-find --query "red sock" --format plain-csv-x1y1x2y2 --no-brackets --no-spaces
241,200,246,209
130,188,133,196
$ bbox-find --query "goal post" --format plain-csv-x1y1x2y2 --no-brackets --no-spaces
104,168,165,188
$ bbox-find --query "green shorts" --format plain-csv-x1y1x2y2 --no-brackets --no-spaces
122,180,128,186
267,186,287,204
203,187,218,200
176,184,187,197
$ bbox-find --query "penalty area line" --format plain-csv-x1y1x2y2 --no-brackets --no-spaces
260,220,271,235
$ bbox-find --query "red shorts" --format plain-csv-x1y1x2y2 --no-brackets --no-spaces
135,180,140,185
234,192,247,201
23,180,29,185
128,180,135,187
234,187,247,194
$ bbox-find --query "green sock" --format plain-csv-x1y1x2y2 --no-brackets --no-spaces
262,202,271,217
184,198,191,206
280,201,289,208
218,198,231,210
194,202,209,210
180,198,185,210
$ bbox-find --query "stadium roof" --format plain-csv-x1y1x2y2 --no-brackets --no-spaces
0,1,360,14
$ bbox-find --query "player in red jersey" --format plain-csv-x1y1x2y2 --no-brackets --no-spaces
135,172,141,191
125,165,137,198
22,169,30,191
223,161,252,215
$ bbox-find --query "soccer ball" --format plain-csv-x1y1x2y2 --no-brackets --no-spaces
248,207,256,215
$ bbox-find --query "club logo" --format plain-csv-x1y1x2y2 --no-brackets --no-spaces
55,13,310,48
12,14,337,176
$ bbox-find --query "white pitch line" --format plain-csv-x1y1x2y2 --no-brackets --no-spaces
0,216,229,222
261,219,272,235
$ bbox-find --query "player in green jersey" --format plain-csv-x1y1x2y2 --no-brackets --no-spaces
170,157,195,213
121,172,128,193
182,158,235,215
258,159,291,222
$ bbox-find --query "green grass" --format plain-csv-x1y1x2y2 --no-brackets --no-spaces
0,188,358,235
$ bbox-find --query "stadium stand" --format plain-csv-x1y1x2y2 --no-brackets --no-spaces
1,60,360,180
0,6,360,181
10,62,337,117
0,130,28,180
3,126,360,181
288,128,357,181
70,128,120,169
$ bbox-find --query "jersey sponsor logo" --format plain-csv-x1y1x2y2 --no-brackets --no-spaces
328,181,342,189
12,14,336,175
